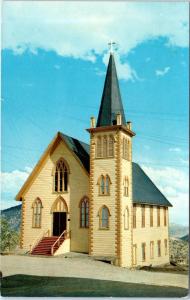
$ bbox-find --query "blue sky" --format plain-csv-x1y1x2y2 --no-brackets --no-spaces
1,2,189,225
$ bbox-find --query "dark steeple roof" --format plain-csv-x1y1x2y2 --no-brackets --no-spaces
96,53,126,127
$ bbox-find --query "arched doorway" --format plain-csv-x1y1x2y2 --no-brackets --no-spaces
51,196,68,236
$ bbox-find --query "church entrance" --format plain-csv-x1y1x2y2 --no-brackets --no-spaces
53,212,67,236
51,196,68,237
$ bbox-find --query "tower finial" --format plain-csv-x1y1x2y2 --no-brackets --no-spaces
108,41,116,54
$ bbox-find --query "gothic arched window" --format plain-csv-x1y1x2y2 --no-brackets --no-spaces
99,205,110,229
80,197,89,228
98,175,111,196
32,198,43,228
54,158,68,192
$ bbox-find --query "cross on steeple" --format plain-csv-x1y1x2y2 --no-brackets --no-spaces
108,41,116,53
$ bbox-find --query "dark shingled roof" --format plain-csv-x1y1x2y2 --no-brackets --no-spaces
96,53,126,127
61,133,172,207
132,162,172,207
60,133,90,173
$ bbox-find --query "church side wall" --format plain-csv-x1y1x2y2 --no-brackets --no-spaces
133,205,169,266
21,140,89,253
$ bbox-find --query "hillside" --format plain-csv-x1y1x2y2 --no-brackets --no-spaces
180,234,189,242
1,204,22,232
169,223,189,238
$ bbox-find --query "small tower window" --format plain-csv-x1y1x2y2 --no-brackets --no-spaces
80,197,89,228
98,175,111,196
108,135,114,157
54,158,68,192
32,198,43,228
123,176,129,197
124,207,129,230
103,136,107,157
127,140,131,160
99,205,110,229
97,136,102,158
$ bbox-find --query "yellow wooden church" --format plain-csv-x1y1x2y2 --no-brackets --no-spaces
16,52,172,268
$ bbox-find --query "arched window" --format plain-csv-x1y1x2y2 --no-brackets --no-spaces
108,135,114,157
99,205,110,229
54,158,68,192
124,207,129,230
97,136,102,158
100,175,105,195
105,175,110,195
32,198,43,228
79,197,89,228
124,177,129,197
103,136,107,158
98,175,111,195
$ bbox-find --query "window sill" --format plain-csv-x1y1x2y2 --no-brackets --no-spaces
32,226,41,229
95,156,114,160
99,228,109,230
52,191,69,194
98,194,110,197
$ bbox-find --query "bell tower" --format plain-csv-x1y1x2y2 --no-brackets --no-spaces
87,51,135,267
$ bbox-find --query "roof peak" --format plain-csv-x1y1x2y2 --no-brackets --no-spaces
96,53,126,127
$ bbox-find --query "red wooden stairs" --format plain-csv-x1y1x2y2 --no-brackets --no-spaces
31,236,65,256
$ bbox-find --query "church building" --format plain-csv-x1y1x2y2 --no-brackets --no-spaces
16,52,172,268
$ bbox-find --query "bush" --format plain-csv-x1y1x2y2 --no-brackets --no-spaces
0,218,19,253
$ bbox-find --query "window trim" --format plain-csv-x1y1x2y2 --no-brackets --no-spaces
97,174,111,196
123,176,129,197
79,196,89,228
98,205,111,230
53,158,70,193
32,198,43,229
124,207,129,230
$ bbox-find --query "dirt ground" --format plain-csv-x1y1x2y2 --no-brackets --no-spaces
1,253,188,289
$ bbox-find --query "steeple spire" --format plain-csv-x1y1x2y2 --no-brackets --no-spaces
96,53,126,127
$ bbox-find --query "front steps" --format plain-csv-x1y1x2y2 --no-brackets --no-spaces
31,236,65,256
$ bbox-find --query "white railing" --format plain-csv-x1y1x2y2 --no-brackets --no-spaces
29,229,50,253
51,230,70,255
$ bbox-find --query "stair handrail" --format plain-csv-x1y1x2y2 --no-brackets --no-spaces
51,230,70,255
30,229,50,253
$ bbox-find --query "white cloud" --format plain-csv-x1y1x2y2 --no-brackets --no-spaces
142,165,189,225
2,2,188,80
1,167,32,195
156,66,170,77
169,147,181,152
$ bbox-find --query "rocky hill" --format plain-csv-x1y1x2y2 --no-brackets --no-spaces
1,204,21,232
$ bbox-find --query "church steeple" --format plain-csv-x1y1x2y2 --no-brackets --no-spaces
96,53,126,127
